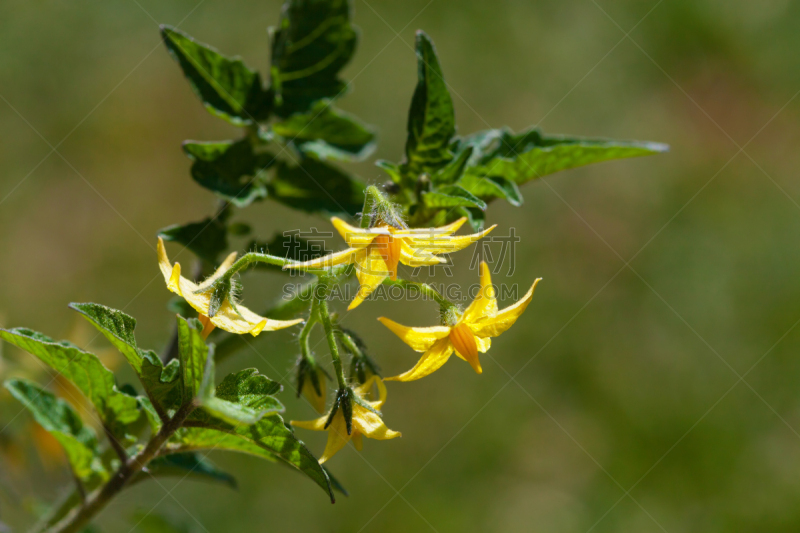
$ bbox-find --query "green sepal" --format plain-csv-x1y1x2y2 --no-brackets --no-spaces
422,184,487,210
272,100,376,161
321,465,348,497
270,0,357,117
183,139,276,207
295,356,330,398
268,158,365,217
325,387,353,435
4,379,108,484
161,25,271,125
0,327,140,440
135,452,237,490
401,31,456,179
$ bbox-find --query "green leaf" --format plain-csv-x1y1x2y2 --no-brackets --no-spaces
375,160,403,185
183,139,276,207
431,145,472,185
135,452,236,489
270,0,357,116
453,206,485,232
194,353,284,425
401,31,456,179
269,158,365,216
140,352,183,420
422,185,486,210
0,328,140,438
456,126,669,194
5,379,107,483
132,513,191,533
457,174,523,207
177,317,208,400
170,413,334,501
161,25,271,125
69,303,142,373
272,100,376,161
158,215,229,265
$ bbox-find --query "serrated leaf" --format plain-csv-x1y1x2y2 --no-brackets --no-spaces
0,328,140,438
69,303,142,373
161,25,271,125
183,139,276,207
272,100,376,161
401,31,455,179
170,413,334,501
5,379,107,483
158,216,229,265
269,158,365,216
422,185,486,210
135,452,236,489
457,126,668,194
177,317,208,400
193,354,283,425
270,0,357,116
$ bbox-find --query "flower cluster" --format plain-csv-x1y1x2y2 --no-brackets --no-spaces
158,188,541,464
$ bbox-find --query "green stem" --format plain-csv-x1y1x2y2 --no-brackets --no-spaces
315,289,347,390
298,303,318,364
336,330,363,359
46,403,195,533
382,278,456,310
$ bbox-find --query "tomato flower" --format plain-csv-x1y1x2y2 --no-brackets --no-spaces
380,262,541,381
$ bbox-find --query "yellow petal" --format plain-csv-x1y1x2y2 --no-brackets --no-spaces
348,248,388,310
398,239,446,267
378,317,450,352
352,404,401,441
290,414,328,432
283,247,359,270
331,217,387,247
301,372,327,414
470,278,541,338
355,375,388,409
449,323,482,374
318,411,351,464
462,261,498,323
391,217,467,237
157,238,302,335
385,337,454,382
475,335,491,353
351,431,364,451
406,225,496,255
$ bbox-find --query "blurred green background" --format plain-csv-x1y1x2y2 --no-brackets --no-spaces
3,0,800,531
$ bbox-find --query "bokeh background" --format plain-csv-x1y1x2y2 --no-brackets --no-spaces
3,0,800,531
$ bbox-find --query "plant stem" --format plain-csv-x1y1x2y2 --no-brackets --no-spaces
298,303,318,364
382,278,456,310
315,291,347,390
46,402,195,533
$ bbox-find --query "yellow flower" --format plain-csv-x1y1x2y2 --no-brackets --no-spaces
291,376,401,463
157,238,303,335
284,217,495,309
380,262,541,381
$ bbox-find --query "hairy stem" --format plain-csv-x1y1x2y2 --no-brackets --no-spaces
315,291,347,390
46,402,195,533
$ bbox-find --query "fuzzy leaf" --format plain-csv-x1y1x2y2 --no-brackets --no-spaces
171,413,334,501
422,185,486,210
69,303,142,373
269,158,365,216
193,354,283,425
0,328,140,438
158,216,229,265
5,379,107,483
177,317,208,400
161,26,271,125
183,139,276,207
136,452,236,489
457,174,523,207
401,31,455,179
270,0,357,116
456,127,668,195
272,100,376,161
